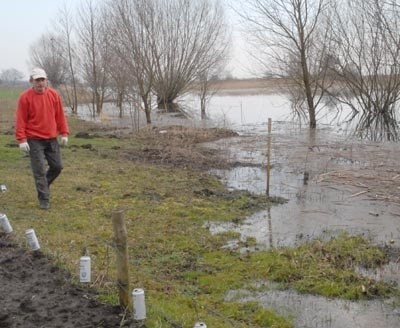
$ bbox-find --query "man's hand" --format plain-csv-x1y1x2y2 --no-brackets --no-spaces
61,136,68,147
19,142,30,153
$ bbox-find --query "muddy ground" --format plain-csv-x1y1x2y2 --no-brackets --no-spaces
0,236,132,328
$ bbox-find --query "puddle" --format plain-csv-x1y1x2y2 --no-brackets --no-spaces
356,262,400,286
226,287,400,328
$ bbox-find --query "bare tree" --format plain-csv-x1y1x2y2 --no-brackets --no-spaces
108,54,131,118
29,34,69,88
0,68,24,85
198,72,212,120
107,0,157,124
107,0,228,123
237,0,333,129
196,68,222,120
152,0,229,113
76,0,111,116
328,0,400,141
54,3,80,114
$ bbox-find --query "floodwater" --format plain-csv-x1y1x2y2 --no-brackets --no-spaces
191,93,400,328
75,91,400,328
192,93,400,328
183,93,400,247
205,129,400,249
225,285,400,328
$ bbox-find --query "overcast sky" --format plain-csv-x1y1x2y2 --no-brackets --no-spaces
0,0,252,80
0,0,79,79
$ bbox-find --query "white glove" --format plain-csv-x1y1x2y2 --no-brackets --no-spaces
61,136,68,147
19,142,30,152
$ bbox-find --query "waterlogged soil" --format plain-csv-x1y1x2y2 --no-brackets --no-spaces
120,125,238,170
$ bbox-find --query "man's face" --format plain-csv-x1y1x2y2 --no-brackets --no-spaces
32,78,47,93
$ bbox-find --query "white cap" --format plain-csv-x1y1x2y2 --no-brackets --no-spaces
30,68,47,80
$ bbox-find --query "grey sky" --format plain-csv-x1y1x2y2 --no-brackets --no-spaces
0,0,80,79
0,0,252,79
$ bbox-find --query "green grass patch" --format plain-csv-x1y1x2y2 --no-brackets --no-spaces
0,87,22,99
247,234,396,300
0,86,24,132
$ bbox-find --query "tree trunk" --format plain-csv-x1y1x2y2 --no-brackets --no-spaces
117,92,123,118
300,48,316,129
142,94,152,124
157,97,179,113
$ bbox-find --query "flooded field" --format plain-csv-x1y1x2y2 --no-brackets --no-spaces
198,93,400,328
206,126,400,249
76,90,400,328
226,285,400,328
204,128,400,327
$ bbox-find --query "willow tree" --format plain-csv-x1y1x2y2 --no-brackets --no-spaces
328,0,400,141
109,0,228,120
237,0,333,129
107,0,158,124
152,0,229,113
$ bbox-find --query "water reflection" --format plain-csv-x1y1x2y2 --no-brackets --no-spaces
207,132,400,249
226,287,400,328
267,207,273,249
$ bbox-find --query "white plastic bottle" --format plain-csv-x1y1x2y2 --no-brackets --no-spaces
0,213,13,233
132,288,146,320
79,256,91,283
25,229,40,250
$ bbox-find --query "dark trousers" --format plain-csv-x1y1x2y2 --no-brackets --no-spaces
27,138,63,201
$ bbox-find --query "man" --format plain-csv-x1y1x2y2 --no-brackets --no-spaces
15,67,69,210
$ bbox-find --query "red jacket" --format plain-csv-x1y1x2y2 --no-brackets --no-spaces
15,87,69,142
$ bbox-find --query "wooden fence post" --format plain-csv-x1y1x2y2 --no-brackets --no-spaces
266,118,272,196
112,210,131,311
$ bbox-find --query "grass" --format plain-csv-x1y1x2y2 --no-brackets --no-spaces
0,86,399,327
0,86,23,132
0,132,291,327
0,87,22,99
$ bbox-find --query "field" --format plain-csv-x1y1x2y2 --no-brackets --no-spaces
1,84,399,327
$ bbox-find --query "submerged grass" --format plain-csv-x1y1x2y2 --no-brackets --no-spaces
248,234,395,300
0,88,398,327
